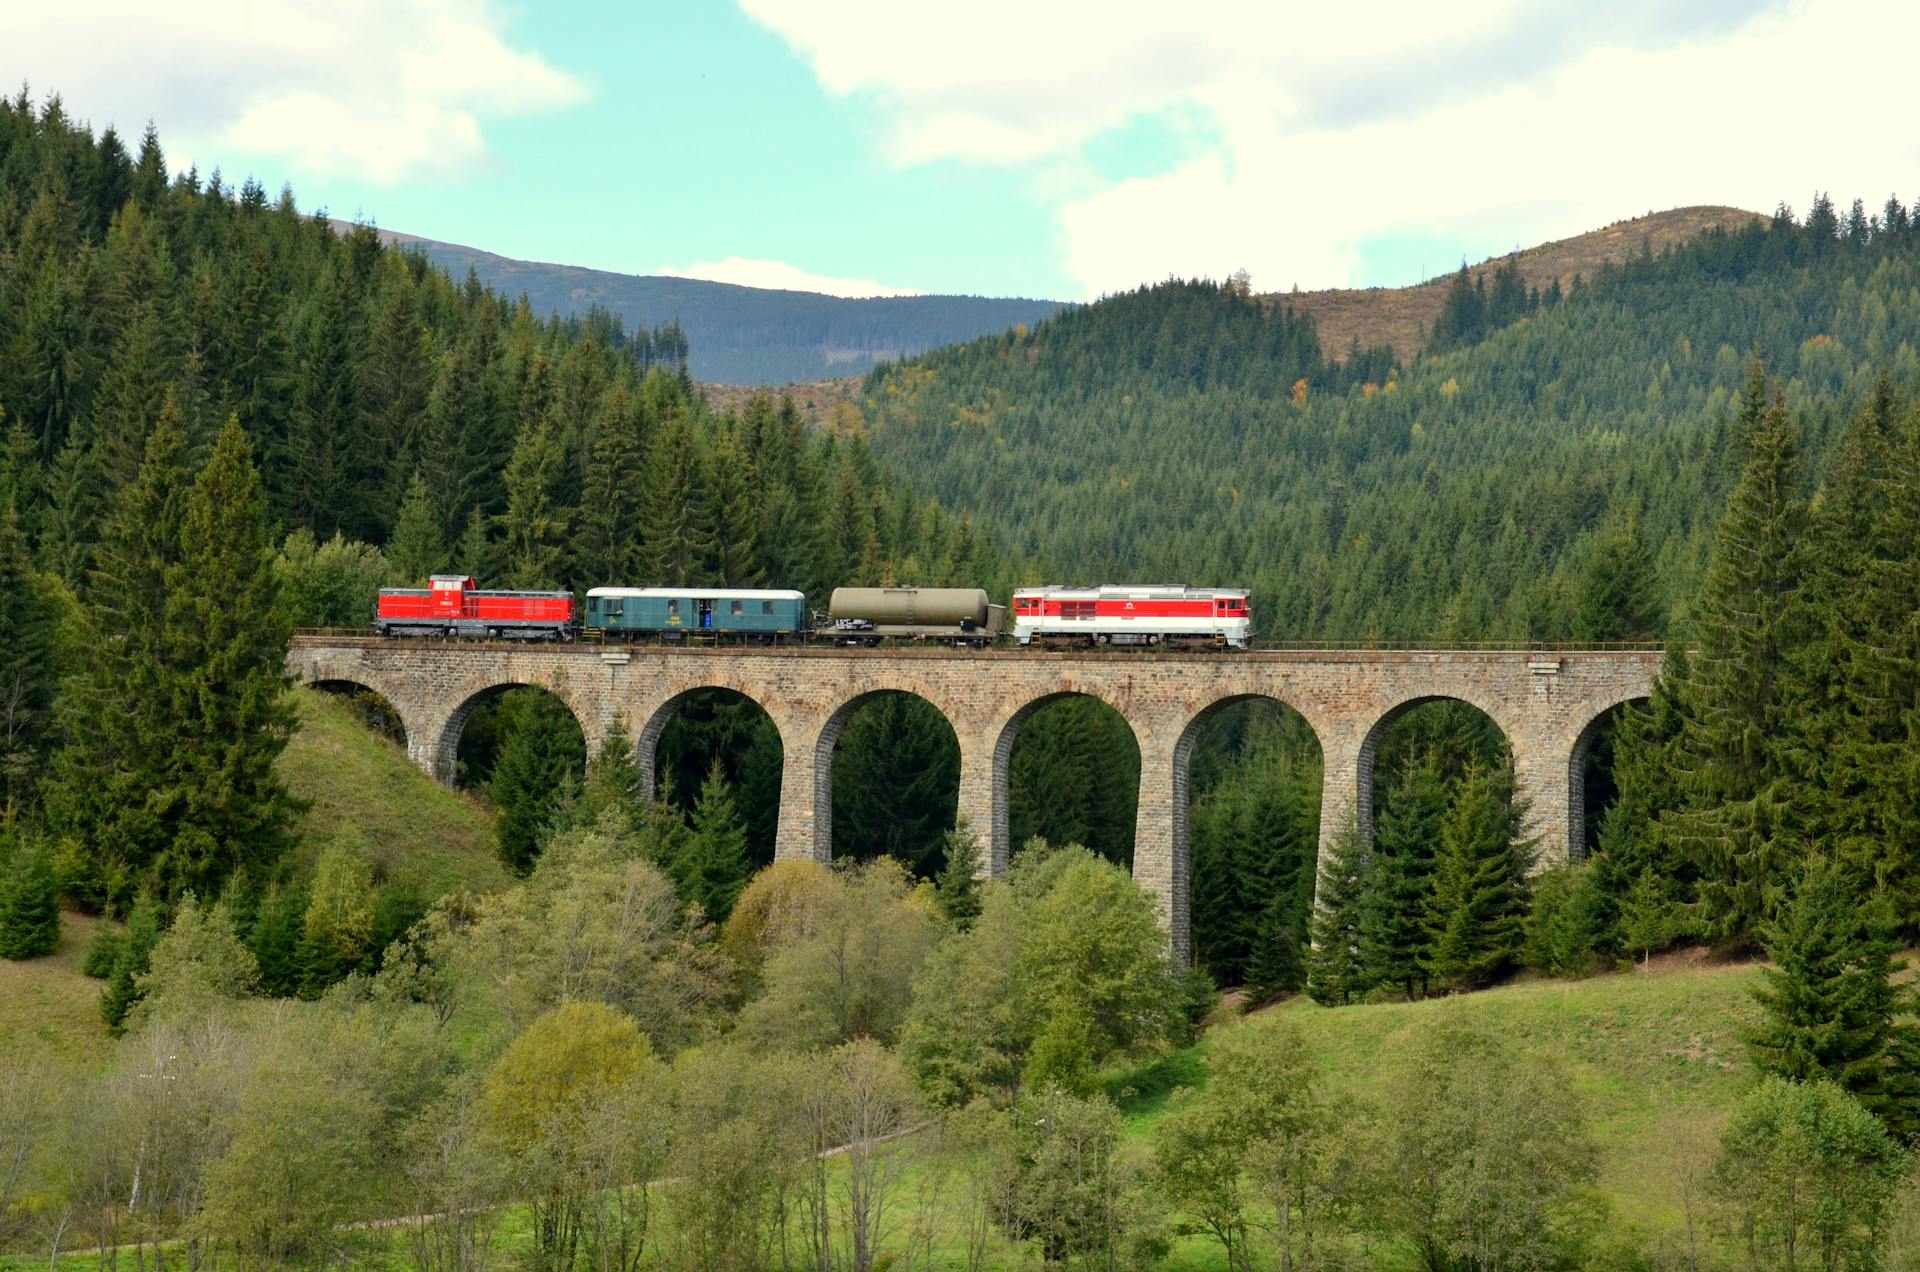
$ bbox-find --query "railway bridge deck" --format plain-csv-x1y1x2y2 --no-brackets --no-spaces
286,637,1661,960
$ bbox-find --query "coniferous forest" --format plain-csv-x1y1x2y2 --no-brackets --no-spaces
5,86,1920,1270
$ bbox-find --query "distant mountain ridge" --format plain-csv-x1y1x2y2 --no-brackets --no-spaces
329,221,1067,386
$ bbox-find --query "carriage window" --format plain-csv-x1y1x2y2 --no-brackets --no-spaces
667,599,680,616
762,601,774,615
731,600,743,615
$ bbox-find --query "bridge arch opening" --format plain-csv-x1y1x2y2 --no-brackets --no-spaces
1347,696,1519,1000
1177,696,1324,997
639,688,783,867
446,684,587,873
1570,697,1653,859
819,691,961,877
304,678,406,748
997,693,1141,869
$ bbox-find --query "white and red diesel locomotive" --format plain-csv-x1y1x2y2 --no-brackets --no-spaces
1010,585,1252,649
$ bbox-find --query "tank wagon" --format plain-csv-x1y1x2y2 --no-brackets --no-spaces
376,575,573,640
584,587,808,641
1011,585,1252,648
826,587,1005,646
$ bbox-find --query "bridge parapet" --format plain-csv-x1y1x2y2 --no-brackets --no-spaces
287,638,1661,962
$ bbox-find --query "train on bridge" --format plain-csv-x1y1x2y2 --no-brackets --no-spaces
375,575,1254,649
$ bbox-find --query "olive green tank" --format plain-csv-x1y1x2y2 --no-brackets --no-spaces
829,587,1000,632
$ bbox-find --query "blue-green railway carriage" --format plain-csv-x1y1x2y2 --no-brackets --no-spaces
584,587,809,640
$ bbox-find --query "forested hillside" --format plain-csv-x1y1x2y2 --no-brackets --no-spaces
349,222,1068,386
864,198,1920,642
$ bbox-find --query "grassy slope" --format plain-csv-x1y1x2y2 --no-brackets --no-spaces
282,687,504,899
1115,951,1761,1264
0,689,499,1063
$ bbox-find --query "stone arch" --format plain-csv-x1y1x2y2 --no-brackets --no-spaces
809,687,965,869
634,682,790,796
1168,693,1328,973
1350,692,1517,845
304,677,408,748
429,675,600,787
631,682,794,862
986,688,1143,871
1558,691,1654,861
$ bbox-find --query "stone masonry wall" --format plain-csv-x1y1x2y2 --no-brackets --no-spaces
289,640,1660,962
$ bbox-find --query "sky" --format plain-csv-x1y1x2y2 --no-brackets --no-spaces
5,1,1920,301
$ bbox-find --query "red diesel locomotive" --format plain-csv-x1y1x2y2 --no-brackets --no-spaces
375,575,573,640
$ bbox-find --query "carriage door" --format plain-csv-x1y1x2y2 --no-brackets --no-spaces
699,598,714,629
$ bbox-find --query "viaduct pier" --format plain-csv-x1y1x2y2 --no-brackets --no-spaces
287,638,1660,960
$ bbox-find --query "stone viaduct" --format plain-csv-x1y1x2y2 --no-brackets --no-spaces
287,638,1660,960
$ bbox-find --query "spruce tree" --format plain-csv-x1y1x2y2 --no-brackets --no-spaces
0,838,61,959
49,420,193,895
490,691,583,875
248,882,307,998
575,396,648,585
1571,516,1660,642
0,506,57,821
1421,764,1528,991
385,468,446,586
152,418,299,896
706,424,763,585
1748,856,1920,1137
1358,759,1447,998
1667,365,1813,945
1828,394,1920,931
498,416,570,589
933,821,984,927
100,889,162,1032
639,412,714,586
576,711,644,833
276,261,360,536
677,760,751,922
1307,821,1368,1006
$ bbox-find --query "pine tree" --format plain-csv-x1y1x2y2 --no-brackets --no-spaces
1421,765,1528,991
677,760,751,921
1748,856,1920,1137
0,506,57,821
385,469,446,586
1307,821,1368,1006
1667,366,1812,944
0,838,61,959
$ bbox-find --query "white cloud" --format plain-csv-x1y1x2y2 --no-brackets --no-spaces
745,0,1920,298
654,256,922,298
0,0,585,184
